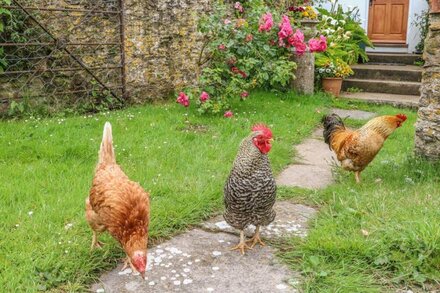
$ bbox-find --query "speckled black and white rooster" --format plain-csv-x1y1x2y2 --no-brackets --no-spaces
224,124,277,254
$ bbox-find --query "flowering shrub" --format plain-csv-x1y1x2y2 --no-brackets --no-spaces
315,3,373,65
313,2,371,86
182,0,327,115
193,1,297,114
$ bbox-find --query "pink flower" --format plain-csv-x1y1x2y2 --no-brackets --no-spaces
234,2,244,13
295,41,307,55
245,34,253,42
258,12,273,32
218,44,226,51
308,35,327,52
287,29,305,47
278,15,293,46
224,111,233,118
200,91,210,102
240,91,249,99
231,66,247,78
224,19,232,25
176,92,189,107
286,29,307,54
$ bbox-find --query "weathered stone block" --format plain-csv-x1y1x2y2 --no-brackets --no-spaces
415,14,440,160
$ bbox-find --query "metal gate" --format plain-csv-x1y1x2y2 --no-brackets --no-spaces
0,0,126,114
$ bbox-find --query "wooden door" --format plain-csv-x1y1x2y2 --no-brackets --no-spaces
368,0,409,44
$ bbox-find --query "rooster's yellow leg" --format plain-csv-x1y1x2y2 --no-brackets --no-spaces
246,225,265,248
90,231,103,250
230,230,252,255
121,255,137,272
355,171,361,184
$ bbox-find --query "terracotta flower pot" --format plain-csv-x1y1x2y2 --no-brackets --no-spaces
322,77,343,96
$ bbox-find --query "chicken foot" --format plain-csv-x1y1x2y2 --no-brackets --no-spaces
355,171,361,183
90,231,104,250
246,225,265,248
230,230,252,255
121,256,137,272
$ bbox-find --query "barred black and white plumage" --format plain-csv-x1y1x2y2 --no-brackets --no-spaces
223,130,277,232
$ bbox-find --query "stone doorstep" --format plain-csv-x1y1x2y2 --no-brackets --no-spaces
91,201,316,293
340,92,419,109
366,53,422,65
342,78,421,96
351,64,422,82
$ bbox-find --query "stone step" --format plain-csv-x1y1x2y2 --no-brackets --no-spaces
339,92,419,109
367,53,422,65
351,64,422,82
342,78,421,96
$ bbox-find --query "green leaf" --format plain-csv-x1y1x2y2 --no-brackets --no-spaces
309,255,320,267
413,271,427,283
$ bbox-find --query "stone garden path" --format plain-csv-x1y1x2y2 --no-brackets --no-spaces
91,109,376,293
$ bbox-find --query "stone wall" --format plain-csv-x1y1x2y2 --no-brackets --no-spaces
415,13,440,160
124,0,212,102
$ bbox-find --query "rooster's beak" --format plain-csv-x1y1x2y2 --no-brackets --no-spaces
140,271,145,279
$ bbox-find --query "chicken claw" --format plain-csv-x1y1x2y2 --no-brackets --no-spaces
90,232,104,250
246,226,265,248
121,256,137,272
230,230,252,255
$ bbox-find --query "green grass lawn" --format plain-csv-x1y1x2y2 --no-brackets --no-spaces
1,91,438,292
278,103,440,292
0,91,330,291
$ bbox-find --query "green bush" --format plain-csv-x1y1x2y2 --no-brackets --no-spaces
193,0,297,115
315,3,373,65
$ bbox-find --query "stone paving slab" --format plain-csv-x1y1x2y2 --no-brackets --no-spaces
201,201,316,239
330,108,377,120
276,164,334,189
91,201,316,293
294,138,336,166
92,230,297,293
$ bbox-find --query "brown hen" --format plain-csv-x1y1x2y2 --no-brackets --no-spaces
323,113,407,183
85,122,150,278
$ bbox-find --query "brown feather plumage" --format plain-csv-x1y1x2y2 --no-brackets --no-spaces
86,122,150,276
323,114,407,181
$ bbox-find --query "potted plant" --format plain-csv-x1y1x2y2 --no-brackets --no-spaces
316,57,353,96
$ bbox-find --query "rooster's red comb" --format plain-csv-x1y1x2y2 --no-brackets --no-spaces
396,114,407,121
252,124,273,139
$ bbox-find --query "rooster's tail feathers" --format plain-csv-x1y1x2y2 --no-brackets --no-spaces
99,122,116,164
322,114,345,147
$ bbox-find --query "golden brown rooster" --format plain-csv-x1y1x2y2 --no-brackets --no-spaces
85,122,150,278
322,113,407,183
